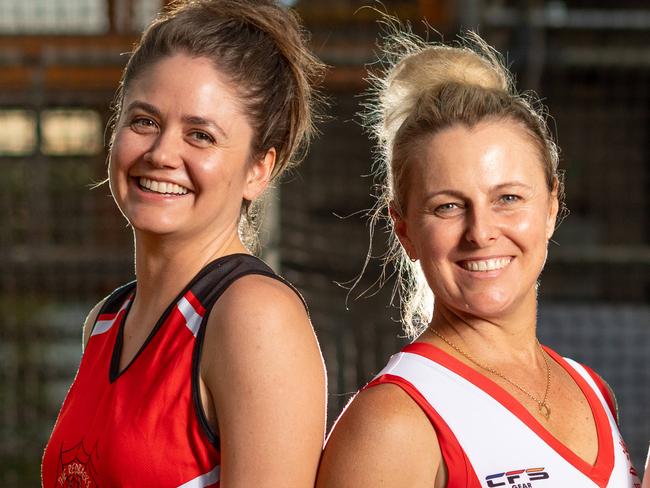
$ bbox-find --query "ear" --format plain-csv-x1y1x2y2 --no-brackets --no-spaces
243,147,276,201
546,177,560,241
389,202,418,261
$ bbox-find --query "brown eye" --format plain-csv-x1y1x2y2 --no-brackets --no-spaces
131,117,157,132
188,130,215,147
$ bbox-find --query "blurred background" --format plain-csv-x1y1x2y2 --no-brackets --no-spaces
0,0,648,484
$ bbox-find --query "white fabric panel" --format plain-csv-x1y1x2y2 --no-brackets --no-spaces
177,296,203,338
177,465,220,488
563,358,640,488
90,319,114,336
379,352,604,487
91,297,132,337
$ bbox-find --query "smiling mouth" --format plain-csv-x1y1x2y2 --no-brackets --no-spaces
138,177,189,195
459,257,512,272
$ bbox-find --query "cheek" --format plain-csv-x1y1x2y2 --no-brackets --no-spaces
189,157,231,194
109,132,135,172
415,222,459,279
107,134,135,200
510,209,548,248
107,152,126,209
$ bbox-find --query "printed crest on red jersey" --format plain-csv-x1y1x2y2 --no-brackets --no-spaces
56,440,98,488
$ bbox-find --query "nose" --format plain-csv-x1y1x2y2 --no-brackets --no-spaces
143,129,182,169
464,204,499,247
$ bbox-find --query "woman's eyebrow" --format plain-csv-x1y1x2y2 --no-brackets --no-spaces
492,182,533,192
422,182,533,201
124,101,228,139
125,100,161,118
182,115,227,139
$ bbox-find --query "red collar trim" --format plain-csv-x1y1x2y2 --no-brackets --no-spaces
402,342,614,487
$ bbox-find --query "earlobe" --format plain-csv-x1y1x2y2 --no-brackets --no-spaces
243,147,276,201
390,204,418,261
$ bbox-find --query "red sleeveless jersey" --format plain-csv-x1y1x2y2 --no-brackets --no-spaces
42,254,298,487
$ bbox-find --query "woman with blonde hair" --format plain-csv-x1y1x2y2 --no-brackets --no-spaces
42,1,326,486
317,28,640,487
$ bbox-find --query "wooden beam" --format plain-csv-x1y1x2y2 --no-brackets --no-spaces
0,35,138,58
44,66,125,90
0,65,122,92
0,63,365,92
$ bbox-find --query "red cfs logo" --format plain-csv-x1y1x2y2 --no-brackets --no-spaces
485,467,550,487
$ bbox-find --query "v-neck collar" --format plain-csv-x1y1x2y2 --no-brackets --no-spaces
403,342,615,486
107,253,252,383
108,287,171,383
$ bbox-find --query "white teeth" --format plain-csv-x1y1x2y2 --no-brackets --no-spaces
138,177,188,195
462,258,511,272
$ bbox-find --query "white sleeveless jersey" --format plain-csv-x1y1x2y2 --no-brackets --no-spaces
369,343,640,488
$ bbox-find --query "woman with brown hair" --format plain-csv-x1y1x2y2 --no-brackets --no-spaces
42,1,326,486
316,29,640,488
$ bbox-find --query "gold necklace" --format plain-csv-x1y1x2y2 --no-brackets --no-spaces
429,327,552,420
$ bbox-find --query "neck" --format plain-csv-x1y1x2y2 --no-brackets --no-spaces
427,294,541,365
130,226,248,319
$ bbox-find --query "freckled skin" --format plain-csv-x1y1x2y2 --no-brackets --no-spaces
396,120,558,321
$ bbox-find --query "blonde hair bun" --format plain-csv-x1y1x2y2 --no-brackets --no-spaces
379,33,512,146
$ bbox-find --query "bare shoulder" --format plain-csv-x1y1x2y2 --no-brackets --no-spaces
217,272,307,324
202,272,321,389
204,273,313,350
201,273,326,486
81,297,108,350
317,383,441,488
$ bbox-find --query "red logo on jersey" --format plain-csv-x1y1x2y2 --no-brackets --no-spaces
57,441,98,487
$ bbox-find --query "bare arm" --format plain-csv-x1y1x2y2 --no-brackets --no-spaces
316,383,443,488
203,275,326,487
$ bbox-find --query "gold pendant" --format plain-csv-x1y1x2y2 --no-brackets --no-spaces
539,403,551,419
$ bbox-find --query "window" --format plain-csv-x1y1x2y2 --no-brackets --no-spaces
0,110,37,156
0,0,162,34
41,109,104,156
0,0,106,34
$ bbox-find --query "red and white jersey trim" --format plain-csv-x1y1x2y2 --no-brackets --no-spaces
562,357,641,488
91,295,133,337
177,291,206,338
372,343,640,488
177,465,220,488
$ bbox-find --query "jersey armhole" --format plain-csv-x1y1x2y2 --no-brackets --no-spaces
366,374,482,488
581,365,619,426
190,267,307,451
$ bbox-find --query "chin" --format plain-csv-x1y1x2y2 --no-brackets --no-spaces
454,291,519,319
128,217,184,237
464,286,539,320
